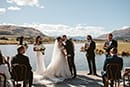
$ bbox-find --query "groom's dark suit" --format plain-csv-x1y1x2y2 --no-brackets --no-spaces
64,39,77,77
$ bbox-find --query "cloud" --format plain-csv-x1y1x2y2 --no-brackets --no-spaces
36,4,44,8
23,24,107,38
3,23,130,38
120,26,130,29
0,8,6,14
8,6,21,11
6,0,41,7
0,0,44,14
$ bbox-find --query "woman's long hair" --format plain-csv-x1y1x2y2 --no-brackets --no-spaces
19,36,24,45
35,36,42,45
0,50,4,64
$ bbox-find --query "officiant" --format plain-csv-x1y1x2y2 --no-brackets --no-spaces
85,35,97,76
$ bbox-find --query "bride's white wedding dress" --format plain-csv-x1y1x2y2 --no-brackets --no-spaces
33,40,71,84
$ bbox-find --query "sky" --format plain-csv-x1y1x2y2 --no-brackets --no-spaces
0,0,130,37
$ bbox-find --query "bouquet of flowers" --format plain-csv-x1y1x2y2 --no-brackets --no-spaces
80,46,86,52
40,45,46,55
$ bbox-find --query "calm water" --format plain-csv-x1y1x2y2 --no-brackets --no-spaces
0,44,130,71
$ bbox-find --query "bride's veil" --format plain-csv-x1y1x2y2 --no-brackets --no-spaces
47,39,61,69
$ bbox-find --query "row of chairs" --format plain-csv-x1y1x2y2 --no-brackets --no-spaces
1,63,130,87
0,72,6,87
0,64,28,87
104,63,130,87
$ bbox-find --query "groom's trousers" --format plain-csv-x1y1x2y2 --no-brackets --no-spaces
67,55,77,77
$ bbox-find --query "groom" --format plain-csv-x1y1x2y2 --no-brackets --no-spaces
62,35,77,78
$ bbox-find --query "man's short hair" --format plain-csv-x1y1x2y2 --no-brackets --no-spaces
109,33,113,37
17,46,25,53
111,47,118,53
62,35,67,38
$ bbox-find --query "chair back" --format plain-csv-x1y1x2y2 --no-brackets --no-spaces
106,63,121,80
12,64,27,81
0,72,6,87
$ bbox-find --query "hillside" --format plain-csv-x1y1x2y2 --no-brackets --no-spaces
97,27,130,40
0,25,45,37
0,25,55,44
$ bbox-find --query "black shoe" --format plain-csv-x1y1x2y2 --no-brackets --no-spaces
72,75,76,79
94,73,98,76
87,73,92,75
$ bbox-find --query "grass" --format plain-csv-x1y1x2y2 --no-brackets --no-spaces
0,40,18,44
95,40,130,56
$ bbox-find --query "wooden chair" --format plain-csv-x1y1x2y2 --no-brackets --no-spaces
123,68,130,87
105,63,121,87
0,72,6,87
11,64,27,87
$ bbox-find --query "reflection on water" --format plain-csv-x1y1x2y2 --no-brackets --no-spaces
0,44,130,71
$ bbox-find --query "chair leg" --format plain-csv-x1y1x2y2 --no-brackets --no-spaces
105,80,108,87
123,76,125,87
118,80,120,87
114,81,116,87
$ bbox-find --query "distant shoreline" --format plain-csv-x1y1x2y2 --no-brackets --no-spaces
0,40,130,56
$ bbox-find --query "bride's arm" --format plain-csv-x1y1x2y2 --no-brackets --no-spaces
62,48,67,57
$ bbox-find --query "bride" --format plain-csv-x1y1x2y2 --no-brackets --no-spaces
33,37,71,84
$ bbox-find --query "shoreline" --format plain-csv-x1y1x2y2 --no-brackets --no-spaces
0,40,130,56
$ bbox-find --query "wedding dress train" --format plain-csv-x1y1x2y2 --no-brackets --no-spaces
33,40,71,84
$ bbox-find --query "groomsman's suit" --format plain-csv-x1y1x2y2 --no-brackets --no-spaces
103,39,117,56
103,33,118,57
64,39,77,78
85,35,97,75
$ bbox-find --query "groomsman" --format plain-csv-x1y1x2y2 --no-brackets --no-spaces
103,33,118,57
85,35,97,75
62,35,77,78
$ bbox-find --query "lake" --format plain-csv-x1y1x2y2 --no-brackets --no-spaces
0,44,130,72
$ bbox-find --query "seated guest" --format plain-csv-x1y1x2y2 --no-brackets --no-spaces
11,46,33,87
102,48,123,87
0,50,13,87
0,50,10,67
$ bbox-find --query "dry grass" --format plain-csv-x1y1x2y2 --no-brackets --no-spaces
0,40,18,44
96,40,130,55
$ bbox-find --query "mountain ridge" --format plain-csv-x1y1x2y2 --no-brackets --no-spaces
97,27,130,40
0,25,45,37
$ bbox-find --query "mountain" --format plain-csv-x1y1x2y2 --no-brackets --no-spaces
97,27,130,40
0,25,45,37
71,36,85,40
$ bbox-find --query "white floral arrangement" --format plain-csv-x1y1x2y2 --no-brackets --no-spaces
40,45,46,55
80,46,86,52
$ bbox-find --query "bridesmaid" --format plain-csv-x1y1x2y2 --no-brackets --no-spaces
33,36,46,75
17,36,28,50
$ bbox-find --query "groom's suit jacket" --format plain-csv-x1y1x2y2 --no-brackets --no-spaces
64,40,74,56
